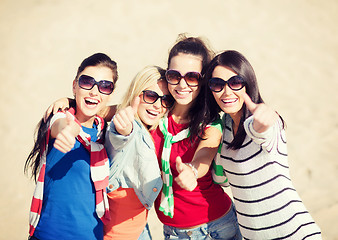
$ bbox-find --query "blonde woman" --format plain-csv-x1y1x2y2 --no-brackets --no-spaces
104,66,174,240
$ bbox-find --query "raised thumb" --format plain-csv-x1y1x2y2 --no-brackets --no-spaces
65,111,74,125
176,156,184,174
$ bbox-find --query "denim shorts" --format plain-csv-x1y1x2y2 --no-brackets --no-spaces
163,203,242,240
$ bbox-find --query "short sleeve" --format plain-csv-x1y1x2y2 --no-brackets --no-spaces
207,115,224,133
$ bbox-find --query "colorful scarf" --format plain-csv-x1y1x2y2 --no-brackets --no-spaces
29,108,110,236
158,115,190,218
211,141,229,187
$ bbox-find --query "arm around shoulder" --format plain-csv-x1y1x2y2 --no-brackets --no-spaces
174,124,223,191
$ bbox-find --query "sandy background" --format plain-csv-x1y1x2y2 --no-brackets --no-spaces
1,0,337,239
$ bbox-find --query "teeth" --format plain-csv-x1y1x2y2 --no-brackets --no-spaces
222,99,237,103
85,98,99,104
176,90,190,95
147,110,159,116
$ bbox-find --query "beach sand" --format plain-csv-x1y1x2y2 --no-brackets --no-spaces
0,0,337,239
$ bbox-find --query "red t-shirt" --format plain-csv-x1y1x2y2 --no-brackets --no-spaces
151,114,232,228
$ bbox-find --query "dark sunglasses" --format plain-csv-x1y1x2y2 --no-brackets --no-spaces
208,75,246,92
142,90,175,108
78,75,114,95
165,69,201,87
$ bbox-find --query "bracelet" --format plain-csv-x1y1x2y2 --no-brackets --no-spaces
187,163,198,179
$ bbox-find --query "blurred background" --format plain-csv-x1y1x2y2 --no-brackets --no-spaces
0,0,337,239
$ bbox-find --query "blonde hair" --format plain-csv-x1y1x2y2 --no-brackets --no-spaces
118,65,167,130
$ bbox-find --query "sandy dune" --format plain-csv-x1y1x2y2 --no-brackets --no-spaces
0,0,337,239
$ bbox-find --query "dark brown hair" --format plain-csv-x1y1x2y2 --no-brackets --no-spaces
167,34,215,140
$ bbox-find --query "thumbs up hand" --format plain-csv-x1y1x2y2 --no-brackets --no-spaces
113,96,140,136
54,111,81,153
242,92,279,133
175,157,198,191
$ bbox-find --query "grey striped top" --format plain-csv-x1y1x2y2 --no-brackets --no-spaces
215,114,322,239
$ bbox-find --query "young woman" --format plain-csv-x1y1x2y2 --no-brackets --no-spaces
103,66,174,240
205,50,322,239
25,53,118,240
151,35,242,239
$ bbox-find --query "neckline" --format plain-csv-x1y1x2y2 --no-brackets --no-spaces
168,112,190,127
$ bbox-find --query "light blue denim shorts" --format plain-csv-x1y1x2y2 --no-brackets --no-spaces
163,203,242,239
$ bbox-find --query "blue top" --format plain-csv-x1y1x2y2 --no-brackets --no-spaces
104,119,163,210
34,126,104,240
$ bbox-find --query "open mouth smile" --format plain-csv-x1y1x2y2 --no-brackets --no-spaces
221,98,238,104
84,98,100,106
146,109,160,117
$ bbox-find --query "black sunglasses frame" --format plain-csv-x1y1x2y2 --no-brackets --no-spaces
142,90,174,108
208,75,246,92
165,69,202,87
78,75,115,95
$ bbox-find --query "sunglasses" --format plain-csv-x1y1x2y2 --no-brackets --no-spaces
78,75,114,95
142,90,175,108
208,75,246,92
165,69,201,87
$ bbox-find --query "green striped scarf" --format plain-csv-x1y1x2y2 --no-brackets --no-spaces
158,115,190,218
211,114,229,186
212,141,229,186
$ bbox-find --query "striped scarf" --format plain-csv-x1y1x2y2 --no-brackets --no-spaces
158,115,190,218
210,115,229,187
211,141,229,187
29,108,110,236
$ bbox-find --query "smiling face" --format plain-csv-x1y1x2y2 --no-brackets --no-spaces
211,65,246,123
167,53,202,108
137,80,169,127
73,66,113,127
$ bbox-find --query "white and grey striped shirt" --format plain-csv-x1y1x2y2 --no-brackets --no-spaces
215,114,322,239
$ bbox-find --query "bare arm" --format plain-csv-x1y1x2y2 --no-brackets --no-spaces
44,97,117,123
43,97,73,122
99,105,118,123
191,126,222,177
175,125,222,191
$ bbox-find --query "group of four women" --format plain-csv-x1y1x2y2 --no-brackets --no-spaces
25,34,322,239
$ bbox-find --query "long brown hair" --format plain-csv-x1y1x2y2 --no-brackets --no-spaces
24,53,118,181
167,34,215,140
205,50,284,149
